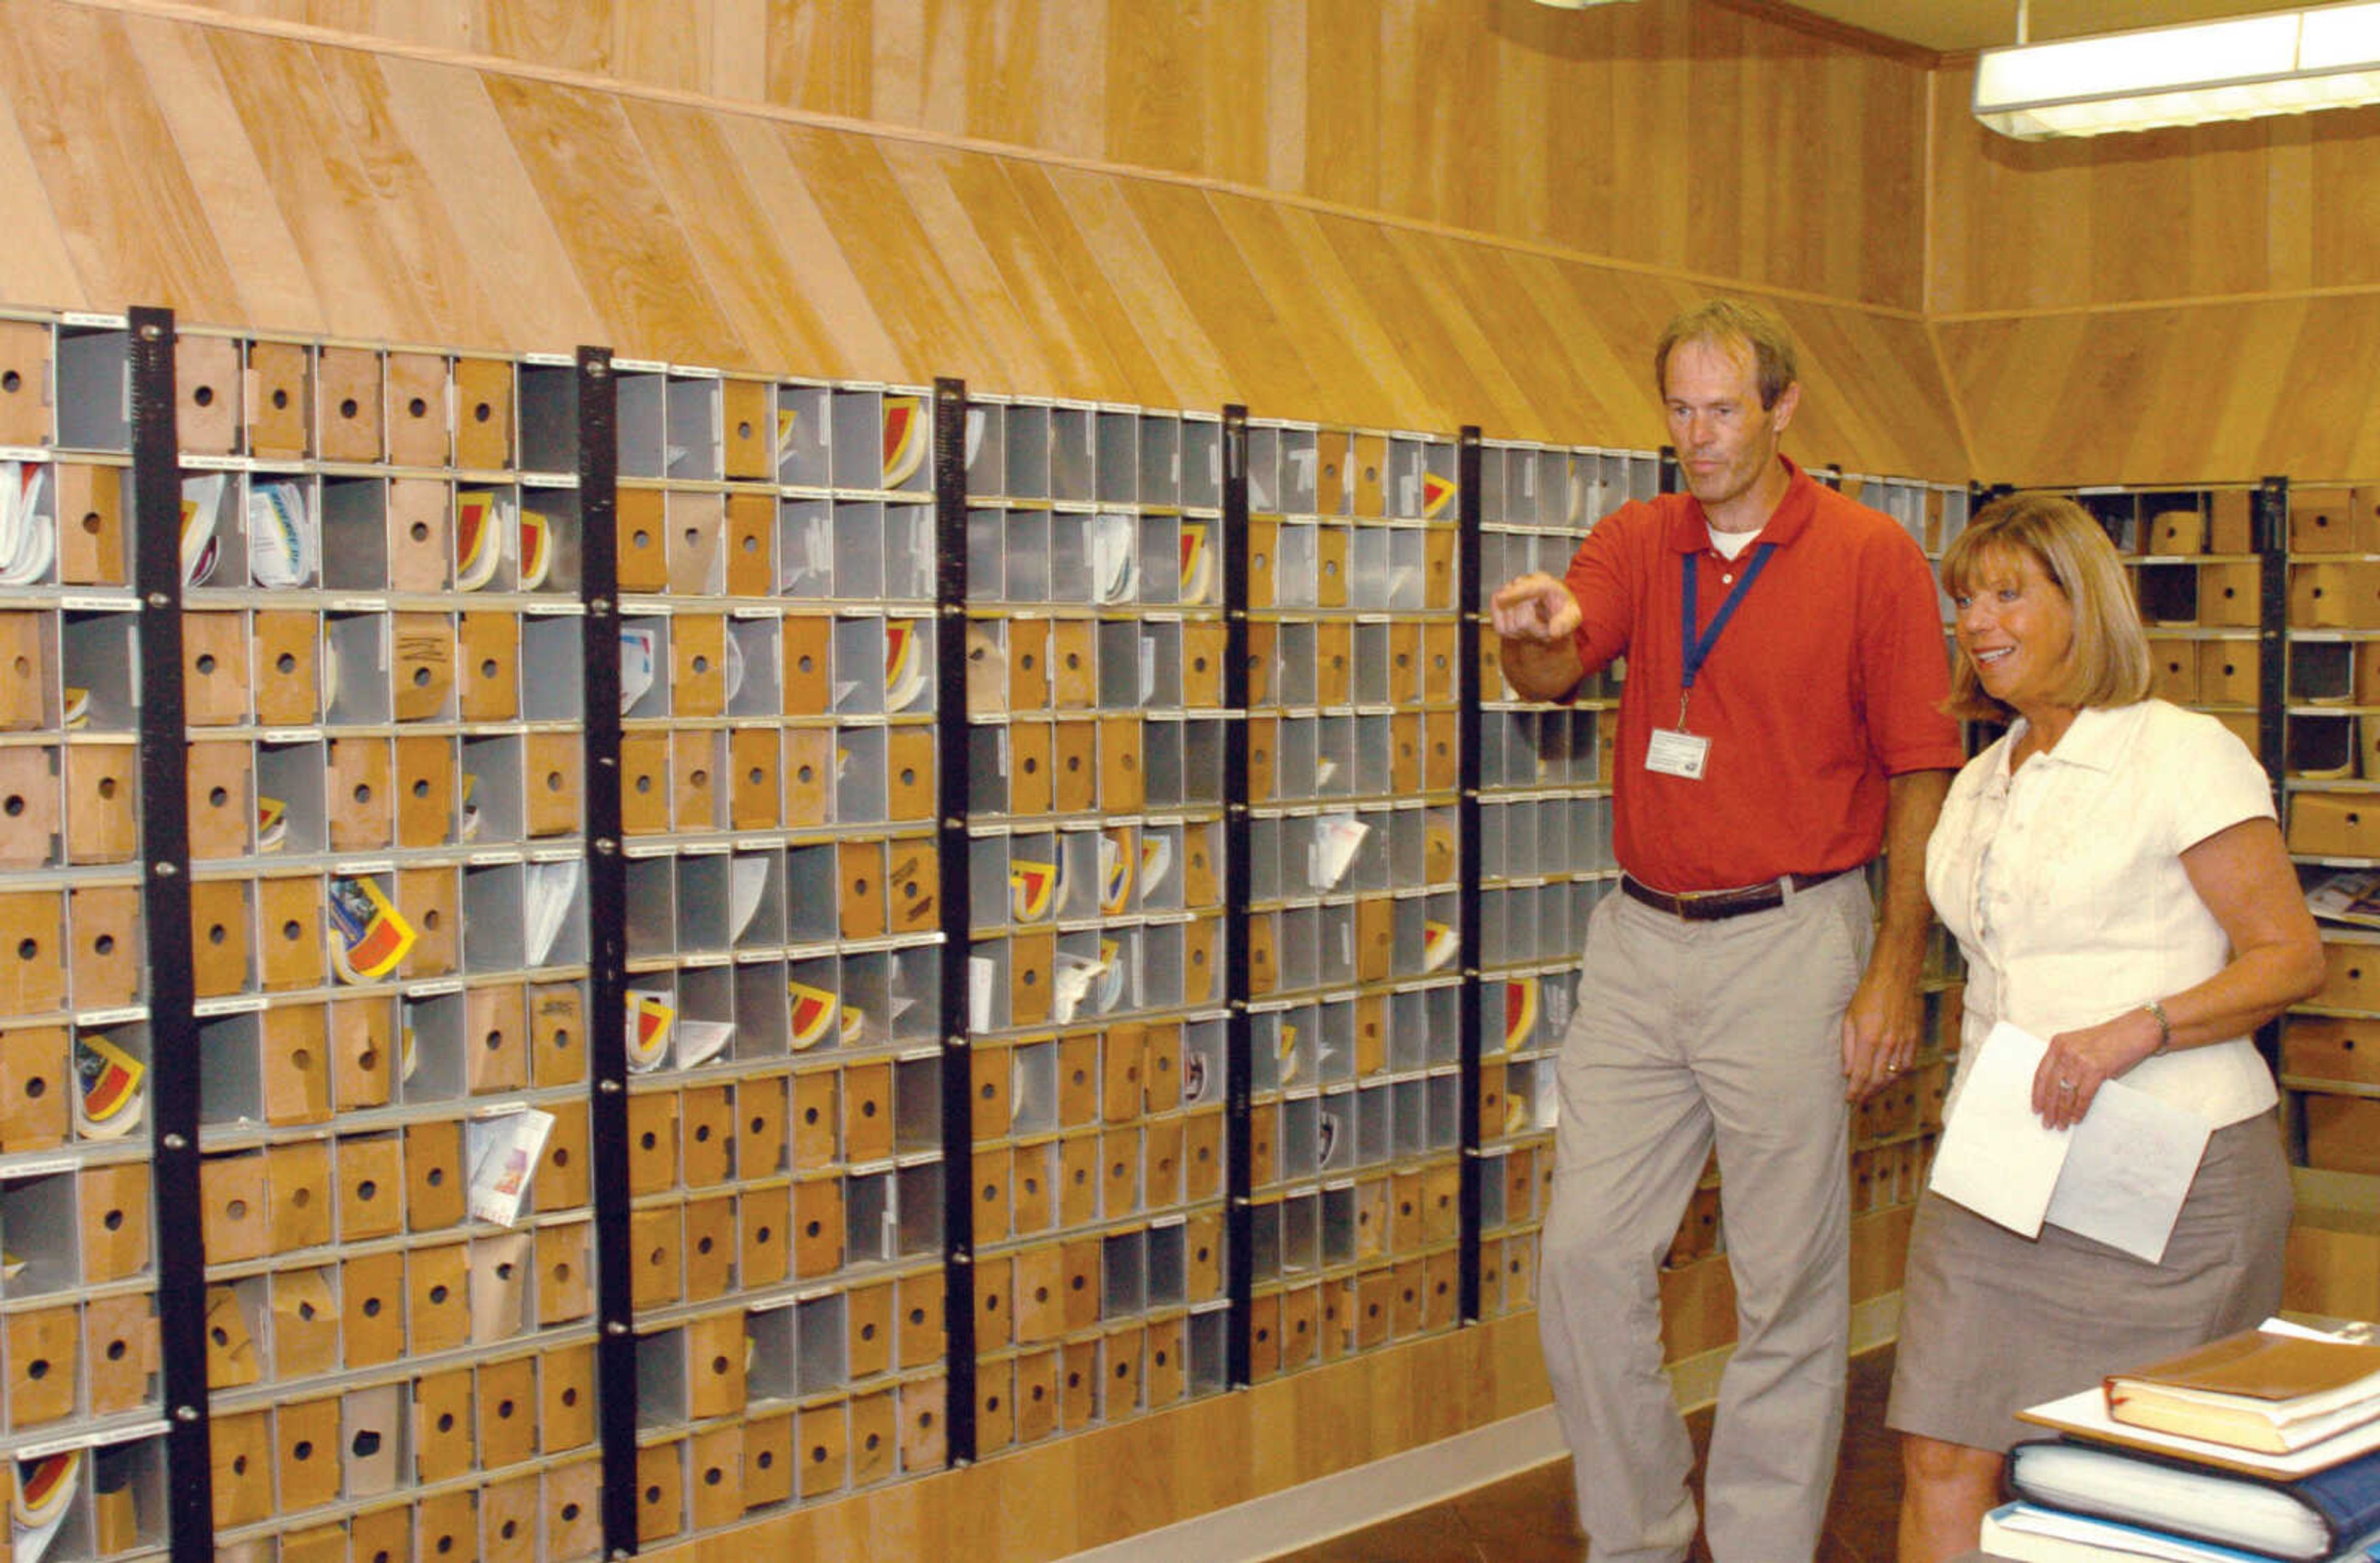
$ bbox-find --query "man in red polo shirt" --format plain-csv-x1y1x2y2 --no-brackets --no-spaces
1492,298,1961,1563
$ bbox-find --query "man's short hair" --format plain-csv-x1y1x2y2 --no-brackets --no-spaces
1654,299,1798,410
1938,491,2152,723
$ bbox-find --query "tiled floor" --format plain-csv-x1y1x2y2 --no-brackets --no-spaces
1263,1346,1904,1563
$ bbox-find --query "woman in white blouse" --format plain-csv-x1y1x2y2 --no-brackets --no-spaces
1889,493,2324,1563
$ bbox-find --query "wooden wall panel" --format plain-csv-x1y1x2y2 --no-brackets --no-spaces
1931,62,2380,315
0,3,1962,477
136,0,1933,312
1937,298,2380,486
0,4,242,324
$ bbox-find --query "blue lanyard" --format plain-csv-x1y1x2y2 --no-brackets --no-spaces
1680,541,1776,698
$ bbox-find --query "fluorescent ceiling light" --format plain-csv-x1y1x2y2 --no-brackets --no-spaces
1975,1,2380,139
1528,0,1637,9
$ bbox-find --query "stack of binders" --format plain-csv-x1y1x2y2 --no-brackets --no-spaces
1984,1319,2380,1562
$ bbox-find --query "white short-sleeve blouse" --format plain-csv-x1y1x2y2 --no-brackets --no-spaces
1926,700,2280,1127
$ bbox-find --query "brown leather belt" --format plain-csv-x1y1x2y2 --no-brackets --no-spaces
1619,868,1854,922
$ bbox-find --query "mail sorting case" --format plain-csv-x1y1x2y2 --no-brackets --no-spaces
959,397,1233,1450
1835,470,1975,1226
2273,483,2380,1177
173,330,605,1563
1228,421,1464,1378
0,310,170,1563
1469,440,1646,1319
619,369,948,1547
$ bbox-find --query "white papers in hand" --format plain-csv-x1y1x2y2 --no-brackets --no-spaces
1928,1021,2211,1262
2045,1078,2210,1262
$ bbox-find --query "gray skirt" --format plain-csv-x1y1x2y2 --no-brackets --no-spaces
1885,1110,2293,1453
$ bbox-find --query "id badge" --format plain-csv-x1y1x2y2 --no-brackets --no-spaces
1646,727,1709,780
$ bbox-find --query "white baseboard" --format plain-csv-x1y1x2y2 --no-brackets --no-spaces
1057,1293,1903,1563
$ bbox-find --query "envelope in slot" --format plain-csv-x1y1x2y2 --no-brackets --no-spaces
0,1025,66,1149
455,611,519,721
268,1268,339,1380
374,351,444,465
0,321,48,446
522,731,581,838
256,874,325,992
55,463,125,586
672,613,726,716
337,1133,405,1241
386,477,447,591
177,335,240,454
793,1176,844,1279
317,348,383,463
1098,716,1143,812
267,1138,333,1253
342,1381,406,1495
6,1303,77,1425
673,729,721,833
273,1394,343,1512
390,612,454,723
180,612,249,727
203,1282,262,1389
394,865,457,979
65,742,136,865
87,1290,158,1414
687,1310,748,1419
629,1205,682,1310
477,1353,538,1468
326,736,393,852
885,727,934,821
679,1082,734,1187
683,1194,736,1303
782,615,832,715
453,356,513,470
209,1407,271,1528
739,1182,789,1290
537,1220,595,1324
67,882,140,1010
1053,720,1097,812
79,1163,150,1282
618,732,671,835
725,725,780,830
1007,721,1054,815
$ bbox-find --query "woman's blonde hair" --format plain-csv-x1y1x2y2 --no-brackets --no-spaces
1939,491,2151,722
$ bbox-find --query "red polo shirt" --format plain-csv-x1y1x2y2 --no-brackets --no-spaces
1562,458,1963,894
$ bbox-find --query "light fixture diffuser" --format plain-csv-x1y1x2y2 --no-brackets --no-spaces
1975,1,2380,139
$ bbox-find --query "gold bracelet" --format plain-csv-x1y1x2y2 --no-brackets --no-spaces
2142,998,2172,1054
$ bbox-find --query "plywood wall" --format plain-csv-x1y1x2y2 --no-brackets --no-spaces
0,0,1966,477
137,0,1934,314
1929,61,2380,484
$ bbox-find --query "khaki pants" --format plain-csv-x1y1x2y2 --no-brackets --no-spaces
1538,871,1867,1563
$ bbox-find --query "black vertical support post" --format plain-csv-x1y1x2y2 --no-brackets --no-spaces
933,378,979,1466
576,347,638,1560
2254,477,2290,803
1221,405,1254,1388
131,307,214,1563
1658,446,1681,497
1454,429,1485,1324
2254,475,2291,1084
